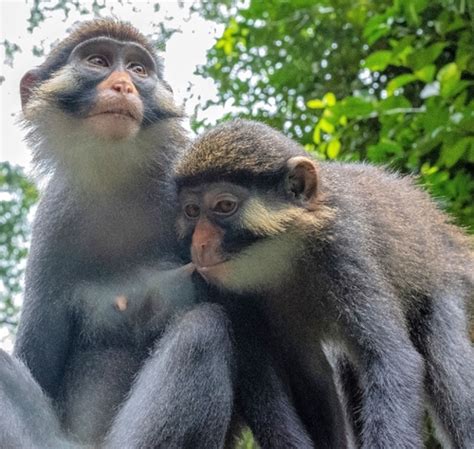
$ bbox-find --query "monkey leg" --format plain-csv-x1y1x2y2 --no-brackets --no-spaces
419,294,474,449
331,353,363,448
289,344,351,449
102,303,234,449
220,295,316,449
0,349,80,449
341,296,425,449
234,334,315,449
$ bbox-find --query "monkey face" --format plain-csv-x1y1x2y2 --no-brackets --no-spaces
177,156,324,293
68,37,152,140
19,22,186,188
21,37,170,141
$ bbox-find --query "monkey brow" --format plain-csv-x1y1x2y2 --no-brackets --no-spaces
69,37,157,69
176,169,285,190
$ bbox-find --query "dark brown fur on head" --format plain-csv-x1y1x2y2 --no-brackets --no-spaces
38,18,163,80
175,119,307,186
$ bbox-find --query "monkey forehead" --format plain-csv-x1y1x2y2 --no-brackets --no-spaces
175,119,307,181
68,36,157,71
39,19,163,78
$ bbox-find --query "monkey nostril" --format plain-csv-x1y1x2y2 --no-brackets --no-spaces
112,82,133,94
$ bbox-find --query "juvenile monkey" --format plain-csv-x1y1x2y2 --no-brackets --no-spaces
176,119,474,449
3,19,342,449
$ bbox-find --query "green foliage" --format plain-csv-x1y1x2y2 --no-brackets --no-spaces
235,429,260,449
197,0,473,232
0,163,38,331
306,1,473,229
196,0,387,139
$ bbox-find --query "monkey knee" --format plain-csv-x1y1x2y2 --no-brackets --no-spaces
181,303,232,348
0,350,32,391
181,302,229,326
161,303,234,362
157,303,232,352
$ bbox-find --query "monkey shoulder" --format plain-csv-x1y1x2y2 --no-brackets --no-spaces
319,161,454,232
317,161,472,290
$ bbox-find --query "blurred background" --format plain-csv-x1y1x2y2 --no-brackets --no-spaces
0,1,472,447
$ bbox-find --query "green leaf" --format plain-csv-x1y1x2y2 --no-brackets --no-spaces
414,64,436,83
319,118,335,134
420,163,439,175
439,137,470,168
468,145,474,163
364,50,393,71
437,63,461,98
327,139,341,159
407,43,446,71
377,95,412,112
307,99,325,109
367,140,402,162
307,93,336,109
312,125,321,144
387,74,417,95
323,92,336,106
363,13,392,45
338,97,374,118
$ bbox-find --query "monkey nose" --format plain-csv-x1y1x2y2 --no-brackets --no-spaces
98,71,138,95
111,81,134,94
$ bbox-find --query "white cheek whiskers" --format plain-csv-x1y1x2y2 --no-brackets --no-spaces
219,233,302,294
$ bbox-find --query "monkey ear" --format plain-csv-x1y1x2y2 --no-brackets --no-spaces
20,70,40,111
285,156,319,210
161,80,174,93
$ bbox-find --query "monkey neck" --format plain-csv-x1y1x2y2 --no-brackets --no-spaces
63,158,162,199
26,112,189,195
48,169,178,263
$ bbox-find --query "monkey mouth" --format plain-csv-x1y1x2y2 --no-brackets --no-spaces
88,94,144,122
88,109,139,121
195,261,226,270
194,260,230,284
191,251,229,271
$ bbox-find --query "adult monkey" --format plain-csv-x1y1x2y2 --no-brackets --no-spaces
5,18,235,449
176,119,474,449
1,19,346,449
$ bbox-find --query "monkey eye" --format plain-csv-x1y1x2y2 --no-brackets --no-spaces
212,196,239,216
184,203,201,219
86,55,109,67
127,62,147,77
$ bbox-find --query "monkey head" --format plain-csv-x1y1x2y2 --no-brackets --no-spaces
175,120,334,293
20,19,185,186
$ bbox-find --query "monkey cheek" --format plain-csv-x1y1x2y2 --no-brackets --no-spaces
85,114,141,141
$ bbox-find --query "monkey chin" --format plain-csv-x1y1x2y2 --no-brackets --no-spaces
84,113,141,141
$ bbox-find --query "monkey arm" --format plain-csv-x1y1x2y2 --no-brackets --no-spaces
73,263,197,341
14,238,74,401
